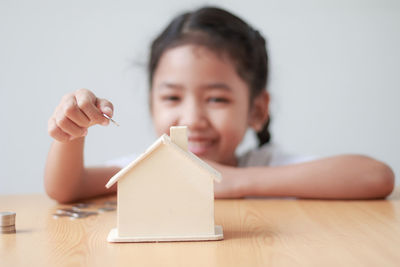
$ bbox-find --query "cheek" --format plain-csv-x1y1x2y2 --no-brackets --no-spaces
212,109,248,148
228,105,249,151
225,120,247,146
151,98,176,136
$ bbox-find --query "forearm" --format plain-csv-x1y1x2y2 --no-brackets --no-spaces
44,89,118,202
44,137,120,203
44,138,86,202
237,155,394,199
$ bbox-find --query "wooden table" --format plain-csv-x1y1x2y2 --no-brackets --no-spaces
1,188,399,267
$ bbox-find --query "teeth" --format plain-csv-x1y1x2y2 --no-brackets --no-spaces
188,140,213,148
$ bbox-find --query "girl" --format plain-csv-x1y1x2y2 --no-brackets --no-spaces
45,6,394,203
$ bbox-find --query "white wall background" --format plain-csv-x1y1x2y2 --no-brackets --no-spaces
0,0,399,194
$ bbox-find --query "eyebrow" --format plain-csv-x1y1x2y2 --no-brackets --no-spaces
157,82,232,91
201,83,232,92
157,82,184,90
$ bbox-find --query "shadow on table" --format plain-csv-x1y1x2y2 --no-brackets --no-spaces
15,228,35,234
222,227,275,241
387,187,400,200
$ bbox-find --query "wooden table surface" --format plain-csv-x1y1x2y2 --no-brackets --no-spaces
1,188,400,267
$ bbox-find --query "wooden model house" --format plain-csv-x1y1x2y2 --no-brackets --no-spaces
105,126,223,242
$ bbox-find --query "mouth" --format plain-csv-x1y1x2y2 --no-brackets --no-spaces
188,138,216,155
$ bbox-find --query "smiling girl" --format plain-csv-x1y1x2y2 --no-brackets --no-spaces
45,7,394,203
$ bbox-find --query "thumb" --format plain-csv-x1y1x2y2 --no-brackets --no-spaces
96,98,114,117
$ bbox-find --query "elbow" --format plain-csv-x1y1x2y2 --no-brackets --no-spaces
45,187,76,204
364,159,395,198
377,163,395,197
44,179,78,204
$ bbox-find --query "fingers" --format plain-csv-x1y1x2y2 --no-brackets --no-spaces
49,105,88,142
96,98,114,117
48,89,114,142
63,95,90,128
48,117,71,142
55,108,88,137
75,89,109,126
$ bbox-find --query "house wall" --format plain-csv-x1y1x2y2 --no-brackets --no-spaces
117,144,215,237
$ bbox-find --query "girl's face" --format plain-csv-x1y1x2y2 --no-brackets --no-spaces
151,44,260,166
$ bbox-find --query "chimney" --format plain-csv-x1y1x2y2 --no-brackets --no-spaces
170,126,188,151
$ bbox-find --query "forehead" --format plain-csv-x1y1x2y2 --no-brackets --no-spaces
152,44,248,90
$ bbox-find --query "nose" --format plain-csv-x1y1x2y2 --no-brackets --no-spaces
179,98,209,131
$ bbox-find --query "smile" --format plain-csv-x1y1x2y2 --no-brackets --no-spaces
188,139,215,155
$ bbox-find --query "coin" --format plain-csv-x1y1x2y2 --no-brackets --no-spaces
103,201,117,206
1,225,16,234
54,208,97,219
0,211,16,227
52,214,70,219
72,203,91,209
98,206,116,213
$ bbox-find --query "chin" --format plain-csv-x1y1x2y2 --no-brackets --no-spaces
189,150,216,162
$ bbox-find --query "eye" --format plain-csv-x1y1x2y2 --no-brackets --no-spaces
162,95,181,102
207,97,229,103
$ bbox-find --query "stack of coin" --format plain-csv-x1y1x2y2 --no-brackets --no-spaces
1,211,16,234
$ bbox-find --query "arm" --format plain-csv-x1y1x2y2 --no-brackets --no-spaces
213,155,395,199
44,89,120,203
44,138,120,203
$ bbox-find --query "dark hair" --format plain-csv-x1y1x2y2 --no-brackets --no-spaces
148,6,271,146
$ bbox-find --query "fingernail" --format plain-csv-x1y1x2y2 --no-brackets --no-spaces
103,107,113,116
82,129,88,136
101,120,109,126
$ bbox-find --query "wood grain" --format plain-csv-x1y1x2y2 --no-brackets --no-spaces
1,188,399,267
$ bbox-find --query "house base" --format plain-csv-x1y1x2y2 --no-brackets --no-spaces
107,225,224,243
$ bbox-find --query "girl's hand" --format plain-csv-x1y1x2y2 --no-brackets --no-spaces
205,160,246,198
48,88,114,142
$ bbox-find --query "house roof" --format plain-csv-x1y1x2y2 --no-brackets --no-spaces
105,134,222,188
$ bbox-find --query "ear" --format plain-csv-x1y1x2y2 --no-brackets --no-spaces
248,91,269,132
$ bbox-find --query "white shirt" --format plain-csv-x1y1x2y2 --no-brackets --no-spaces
238,143,316,167
106,143,315,168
